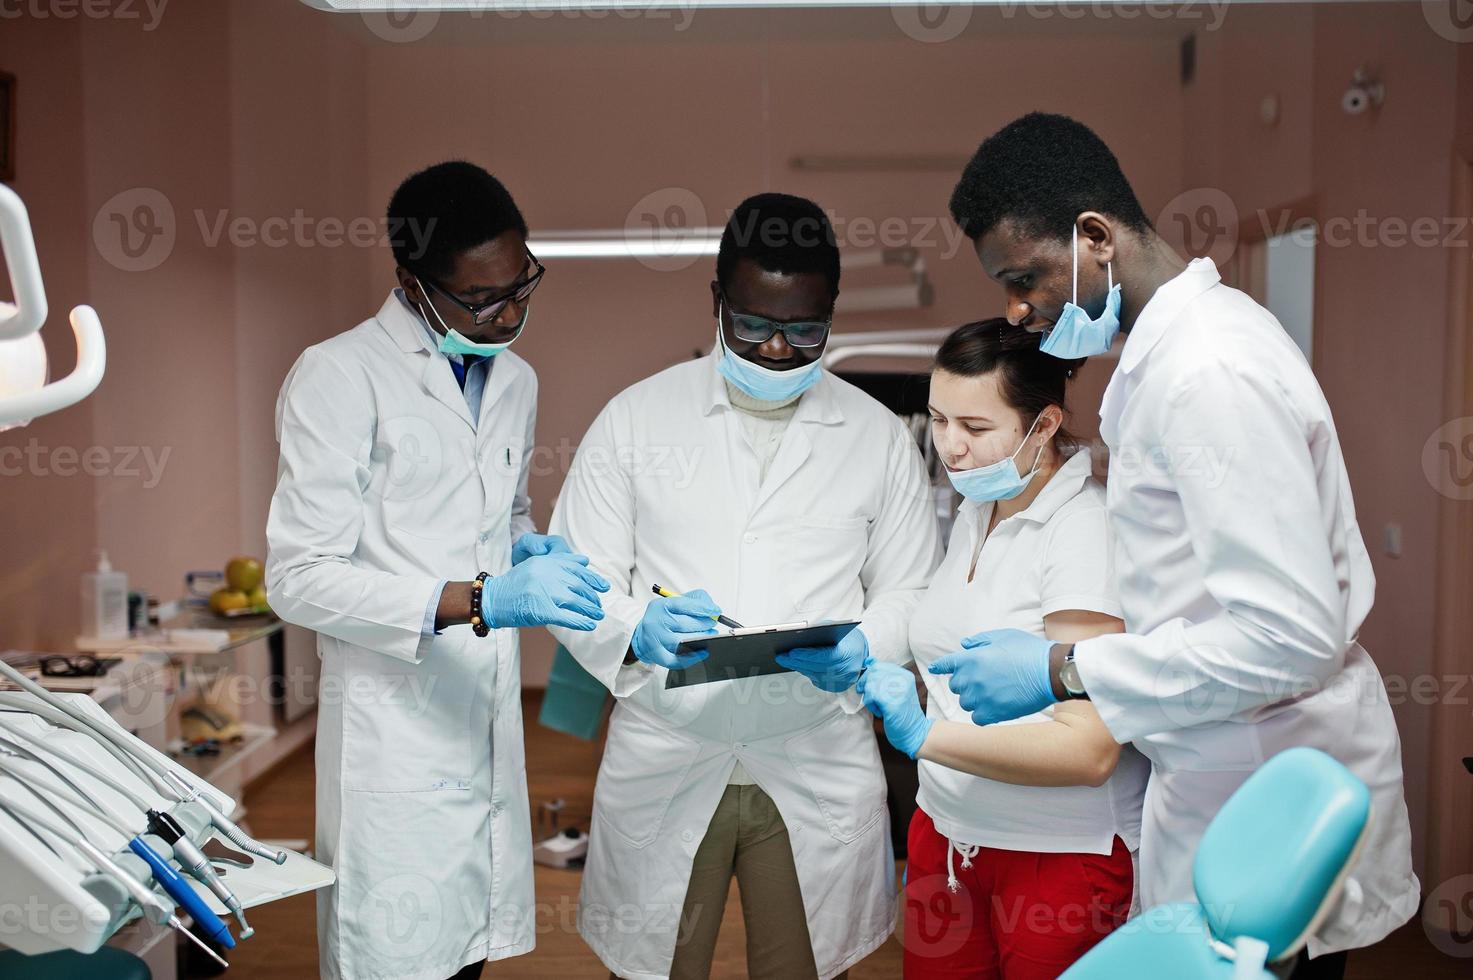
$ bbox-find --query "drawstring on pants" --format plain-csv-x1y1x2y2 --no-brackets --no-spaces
946,839,980,893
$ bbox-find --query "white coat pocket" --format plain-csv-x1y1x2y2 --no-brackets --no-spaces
782,712,886,844
593,709,701,849
780,517,869,617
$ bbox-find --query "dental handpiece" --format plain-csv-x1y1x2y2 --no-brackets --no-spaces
148,809,253,939
162,769,288,866
128,837,235,950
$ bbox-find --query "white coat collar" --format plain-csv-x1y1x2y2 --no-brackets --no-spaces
374,288,520,434
699,349,844,426
377,288,437,354
1117,257,1221,376
958,446,1095,529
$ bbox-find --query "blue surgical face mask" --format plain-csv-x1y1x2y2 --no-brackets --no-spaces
1039,224,1121,359
945,413,1046,503
715,318,822,402
417,278,527,358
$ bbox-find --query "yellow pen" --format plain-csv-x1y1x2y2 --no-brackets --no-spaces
651,584,744,630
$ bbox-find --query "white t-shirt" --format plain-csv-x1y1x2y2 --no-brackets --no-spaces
908,448,1148,855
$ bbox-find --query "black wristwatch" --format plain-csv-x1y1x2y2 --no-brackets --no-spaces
1059,647,1089,700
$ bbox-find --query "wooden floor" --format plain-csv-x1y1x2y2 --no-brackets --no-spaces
223,692,1461,979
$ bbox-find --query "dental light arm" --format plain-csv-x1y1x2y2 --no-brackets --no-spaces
0,182,107,429
0,182,46,341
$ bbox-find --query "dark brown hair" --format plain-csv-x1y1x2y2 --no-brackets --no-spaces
933,318,1084,447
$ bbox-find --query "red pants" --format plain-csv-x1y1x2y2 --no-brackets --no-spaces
903,808,1133,980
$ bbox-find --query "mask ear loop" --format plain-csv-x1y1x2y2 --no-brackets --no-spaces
1009,411,1045,464
415,277,453,337
1013,413,1049,486
1071,223,1079,305
714,298,732,356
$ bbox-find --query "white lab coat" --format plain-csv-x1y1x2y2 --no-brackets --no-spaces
549,352,942,980
1075,259,1420,957
266,292,537,980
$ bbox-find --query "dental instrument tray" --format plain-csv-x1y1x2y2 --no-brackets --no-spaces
665,620,860,689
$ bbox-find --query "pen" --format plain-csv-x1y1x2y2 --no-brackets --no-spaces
650,584,744,630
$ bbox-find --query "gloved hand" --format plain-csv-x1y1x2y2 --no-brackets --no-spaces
856,658,933,759
775,627,869,693
631,590,721,670
928,628,1057,725
481,553,610,631
511,532,573,566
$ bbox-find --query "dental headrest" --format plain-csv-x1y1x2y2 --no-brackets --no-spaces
1192,747,1370,962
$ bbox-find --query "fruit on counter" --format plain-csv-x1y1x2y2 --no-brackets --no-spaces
209,588,250,616
247,585,269,610
225,556,264,593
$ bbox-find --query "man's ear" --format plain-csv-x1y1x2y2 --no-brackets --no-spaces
710,279,721,318
1076,212,1116,268
397,266,423,305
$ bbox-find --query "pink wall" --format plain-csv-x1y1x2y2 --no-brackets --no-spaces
227,0,371,550
79,3,242,615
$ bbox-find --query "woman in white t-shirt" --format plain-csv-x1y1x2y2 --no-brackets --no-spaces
859,319,1148,979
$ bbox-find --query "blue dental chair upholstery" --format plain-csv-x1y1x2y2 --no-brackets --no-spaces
1061,747,1371,979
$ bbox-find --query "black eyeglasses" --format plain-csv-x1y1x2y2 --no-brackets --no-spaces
720,292,832,349
40,655,119,678
423,250,545,326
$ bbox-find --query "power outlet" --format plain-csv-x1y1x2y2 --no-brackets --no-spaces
1383,523,1402,558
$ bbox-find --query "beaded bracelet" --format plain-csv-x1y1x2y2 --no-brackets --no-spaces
470,571,491,637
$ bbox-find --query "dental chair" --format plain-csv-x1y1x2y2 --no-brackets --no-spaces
1061,747,1371,980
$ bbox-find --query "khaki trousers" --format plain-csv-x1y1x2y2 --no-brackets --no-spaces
627,783,847,980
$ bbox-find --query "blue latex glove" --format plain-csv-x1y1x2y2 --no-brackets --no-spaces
776,627,869,693
928,628,1058,725
631,590,720,670
856,658,933,759
511,532,573,566
481,553,610,631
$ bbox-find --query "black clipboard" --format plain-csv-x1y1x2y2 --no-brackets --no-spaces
663,620,861,689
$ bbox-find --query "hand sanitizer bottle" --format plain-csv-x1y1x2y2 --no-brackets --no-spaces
82,550,129,639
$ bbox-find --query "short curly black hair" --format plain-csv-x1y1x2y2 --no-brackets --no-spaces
716,192,840,300
387,161,528,281
949,113,1152,243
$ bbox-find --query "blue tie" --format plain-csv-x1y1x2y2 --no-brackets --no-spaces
449,355,482,390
